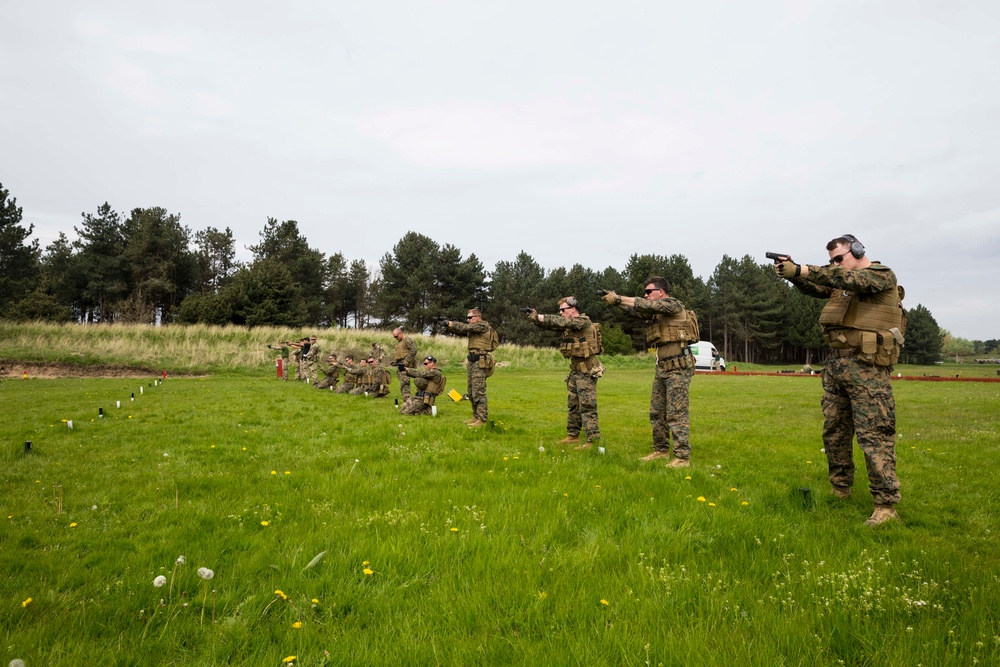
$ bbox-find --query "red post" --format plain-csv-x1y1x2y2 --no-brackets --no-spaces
162,370,167,380
277,358,283,379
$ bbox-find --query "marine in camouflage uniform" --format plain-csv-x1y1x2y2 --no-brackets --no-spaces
304,335,320,385
289,340,304,381
334,356,357,394
316,354,341,390
776,234,904,526
399,356,445,416
391,327,418,400
346,359,369,395
529,296,603,447
446,309,499,427
603,276,697,468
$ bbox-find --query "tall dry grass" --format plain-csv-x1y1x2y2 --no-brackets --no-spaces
0,321,569,373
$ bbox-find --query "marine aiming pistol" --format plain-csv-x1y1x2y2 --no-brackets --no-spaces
765,252,790,261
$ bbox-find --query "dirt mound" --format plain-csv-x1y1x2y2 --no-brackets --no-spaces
0,361,173,379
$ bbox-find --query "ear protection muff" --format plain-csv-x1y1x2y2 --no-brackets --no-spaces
561,296,578,309
843,234,865,259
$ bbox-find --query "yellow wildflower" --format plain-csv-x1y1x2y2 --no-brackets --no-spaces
537,591,548,600
450,527,459,533
275,590,287,600
742,501,749,506
292,621,302,629
270,470,277,475
363,568,374,576
261,521,269,526
22,597,32,607
284,471,291,475
282,657,296,664
69,522,78,527
684,476,692,480
311,598,319,604
600,599,609,606
708,503,716,507
696,497,706,502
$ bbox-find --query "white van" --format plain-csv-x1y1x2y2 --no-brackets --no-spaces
690,341,725,371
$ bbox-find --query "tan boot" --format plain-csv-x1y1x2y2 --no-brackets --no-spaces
665,457,691,468
557,435,581,444
640,451,671,462
463,417,478,425
831,486,851,500
467,419,486,427
864,505,899,527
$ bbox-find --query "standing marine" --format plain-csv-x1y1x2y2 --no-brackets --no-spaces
391,327,418,401
527,296,603,448
444,308,499,427
603,276,698,468
774,234,905,526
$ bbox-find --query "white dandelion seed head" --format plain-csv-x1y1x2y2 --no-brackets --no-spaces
176,555,186,565
538,446,545,452
197,567,214,580
92,505,97,510
163,453,168,457
10,660,27,667
153,575,167,587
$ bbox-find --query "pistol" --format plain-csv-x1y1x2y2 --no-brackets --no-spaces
518,308,533,314
434,316,448,322
596,289,608,296
765,252,790,261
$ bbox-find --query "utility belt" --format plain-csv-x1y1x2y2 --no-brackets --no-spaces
468,350,495,377
656,347,694,371
416,390,437,406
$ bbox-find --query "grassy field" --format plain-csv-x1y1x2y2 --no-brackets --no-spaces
3,365,999,666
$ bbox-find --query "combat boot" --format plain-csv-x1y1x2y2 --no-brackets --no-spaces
665,457,691,469
557,435,581,444
831,486,851,500
864,505,899,527
463,417,478,425
640,451,671,462
467,419,487,428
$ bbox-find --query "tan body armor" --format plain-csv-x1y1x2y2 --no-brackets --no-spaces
645,308,699,361
468,325,499,377
819,286,905,366
559,321,603,373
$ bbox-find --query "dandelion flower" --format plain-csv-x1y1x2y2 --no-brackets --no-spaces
696,497,706,503
730,488,738,492
513,456,519,460
362,560,370,566
153,575,167,587
69,522,78,527
742,501,749,506
538,591,548,600
176,555,186,565
806,460,813,464
311,598,319,604
503,456,508,461
450,527,459,533
684,476,692,480
284,471,290,475
197,567,214,580
600,599,609,606
271,470,277,475
292,621,302,629
21,598,32,607
275,590,288,600
261,521,269,526
363,568,374,576
282,657,296,664
708,503,716,507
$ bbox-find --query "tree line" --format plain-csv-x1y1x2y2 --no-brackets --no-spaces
3,181,982,364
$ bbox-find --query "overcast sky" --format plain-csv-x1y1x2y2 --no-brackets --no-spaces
3,1,999,339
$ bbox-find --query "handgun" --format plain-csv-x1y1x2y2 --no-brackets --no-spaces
765,252,790,261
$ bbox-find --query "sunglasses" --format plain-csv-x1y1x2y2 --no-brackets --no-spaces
423,361,432,365
830,251,848,265
644,288,659,295
558,306,572,312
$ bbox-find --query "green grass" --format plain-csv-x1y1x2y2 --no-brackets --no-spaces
2,368,1000,666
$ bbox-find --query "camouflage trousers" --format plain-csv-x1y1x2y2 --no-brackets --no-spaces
316,377,338,390
305,359,318,384
400,395,433,416
565,370,600,441
467,364,489,421
650,365,694,459
335,382,354,395
397,367,412,400
821,356,900,506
